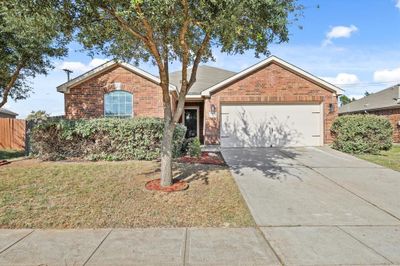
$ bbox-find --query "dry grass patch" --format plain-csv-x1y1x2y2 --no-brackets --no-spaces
0,159,254,228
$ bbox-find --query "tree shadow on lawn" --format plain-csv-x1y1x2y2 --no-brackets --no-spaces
142,162,227,185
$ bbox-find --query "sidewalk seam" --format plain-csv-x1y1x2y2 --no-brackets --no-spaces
183,228,188,266
0,229,34,255
256,227,284,266
82,229,112,266
337,226,394,264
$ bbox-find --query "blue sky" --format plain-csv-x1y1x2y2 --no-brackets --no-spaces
5,0,400,118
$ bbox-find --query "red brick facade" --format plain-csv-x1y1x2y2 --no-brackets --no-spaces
203,62,338,145
64,66,164,119
63,62,339,146
366,109,400,143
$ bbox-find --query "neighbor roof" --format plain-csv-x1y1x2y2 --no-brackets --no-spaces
57,60,177,93
339,84,400,114
169,65,236,95
0,108,18,116
201,55,344,96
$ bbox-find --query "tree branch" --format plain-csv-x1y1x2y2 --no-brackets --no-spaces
172,32,211,124
179,0,190,94
98,4,148,44
0,63,24,108
188,32,210,88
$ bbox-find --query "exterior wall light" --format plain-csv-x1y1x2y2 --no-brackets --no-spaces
329,103,335,113
209,104,217,118
211,104,216,114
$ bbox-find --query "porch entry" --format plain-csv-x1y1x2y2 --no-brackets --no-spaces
183,107,199,138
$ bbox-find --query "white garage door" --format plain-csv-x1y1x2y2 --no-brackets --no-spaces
220,104,323,147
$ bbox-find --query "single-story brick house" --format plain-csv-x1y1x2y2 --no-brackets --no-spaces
339,84,400,143
57,56,343,147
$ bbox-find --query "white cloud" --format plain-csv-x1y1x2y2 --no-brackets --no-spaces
321,73,360,85
323,25,358,46
373,67,400,82
58,58,108,73
396,0,400,9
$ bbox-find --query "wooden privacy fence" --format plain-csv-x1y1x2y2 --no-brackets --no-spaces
0,118,26,150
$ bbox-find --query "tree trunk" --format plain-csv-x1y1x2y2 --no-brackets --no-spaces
160,122,176,187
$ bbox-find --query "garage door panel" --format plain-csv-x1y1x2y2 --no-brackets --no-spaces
221,104,322,147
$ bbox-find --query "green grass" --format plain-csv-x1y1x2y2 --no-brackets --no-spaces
0,150,25,160
357,145,400,172
0,160,254,228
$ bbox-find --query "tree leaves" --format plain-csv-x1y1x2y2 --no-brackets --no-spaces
0,0,72,107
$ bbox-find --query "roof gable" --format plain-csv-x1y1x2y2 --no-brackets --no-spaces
200,56,344,97
57,60,177,93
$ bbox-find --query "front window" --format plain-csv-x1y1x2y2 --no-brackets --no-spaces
104,90,133,117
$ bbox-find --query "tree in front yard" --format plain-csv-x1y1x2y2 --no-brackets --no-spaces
0,0,72,108
72,0,302,186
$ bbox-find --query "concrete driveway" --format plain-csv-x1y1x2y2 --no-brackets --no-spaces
222,146,400,265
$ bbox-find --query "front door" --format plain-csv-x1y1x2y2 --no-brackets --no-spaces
184,108,198,138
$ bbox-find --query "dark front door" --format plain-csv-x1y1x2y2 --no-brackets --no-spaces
184,108,198,138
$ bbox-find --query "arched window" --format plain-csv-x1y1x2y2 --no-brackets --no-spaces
104,91,133,117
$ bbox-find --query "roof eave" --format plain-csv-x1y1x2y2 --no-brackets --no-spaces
56,60,178,94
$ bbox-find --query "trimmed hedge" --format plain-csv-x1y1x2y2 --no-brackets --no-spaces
30,118,186,161
331,114,392,154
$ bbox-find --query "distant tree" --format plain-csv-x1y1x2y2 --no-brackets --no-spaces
0,1,72,108
71,0,302,186
364,91,372,96
26,110,50,124
340,95,353,106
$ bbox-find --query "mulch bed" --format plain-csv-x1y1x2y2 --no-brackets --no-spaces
177,152,225,165
145,178,189,192
0,160,10,167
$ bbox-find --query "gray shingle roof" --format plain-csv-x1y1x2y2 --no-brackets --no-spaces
0,108,18,116
339,84,400,114
169,65,236,95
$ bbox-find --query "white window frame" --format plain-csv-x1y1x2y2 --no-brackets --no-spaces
104,90,133,118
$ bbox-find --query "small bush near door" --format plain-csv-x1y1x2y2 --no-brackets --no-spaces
181,137,201,157
30,118,186,161
331,114,392,154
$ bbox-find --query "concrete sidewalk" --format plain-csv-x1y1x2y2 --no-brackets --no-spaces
0,228,280,265
1,226,400,265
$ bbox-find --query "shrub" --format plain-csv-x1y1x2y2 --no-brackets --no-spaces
187,137,201,157
331,114,393,154
30,118,186,161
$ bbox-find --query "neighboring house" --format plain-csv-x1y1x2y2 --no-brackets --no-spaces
0,108,18,118
339,84,400,143
57,56,343,147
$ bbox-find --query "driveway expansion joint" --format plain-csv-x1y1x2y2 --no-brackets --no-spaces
337,226,394,264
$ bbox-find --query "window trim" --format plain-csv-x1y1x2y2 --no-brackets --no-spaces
103,90,133,118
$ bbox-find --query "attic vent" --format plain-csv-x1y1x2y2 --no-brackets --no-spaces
114,82,122,90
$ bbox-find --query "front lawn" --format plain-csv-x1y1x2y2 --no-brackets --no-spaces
0,149,25,160
356,145,400,172
0,160,254,228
